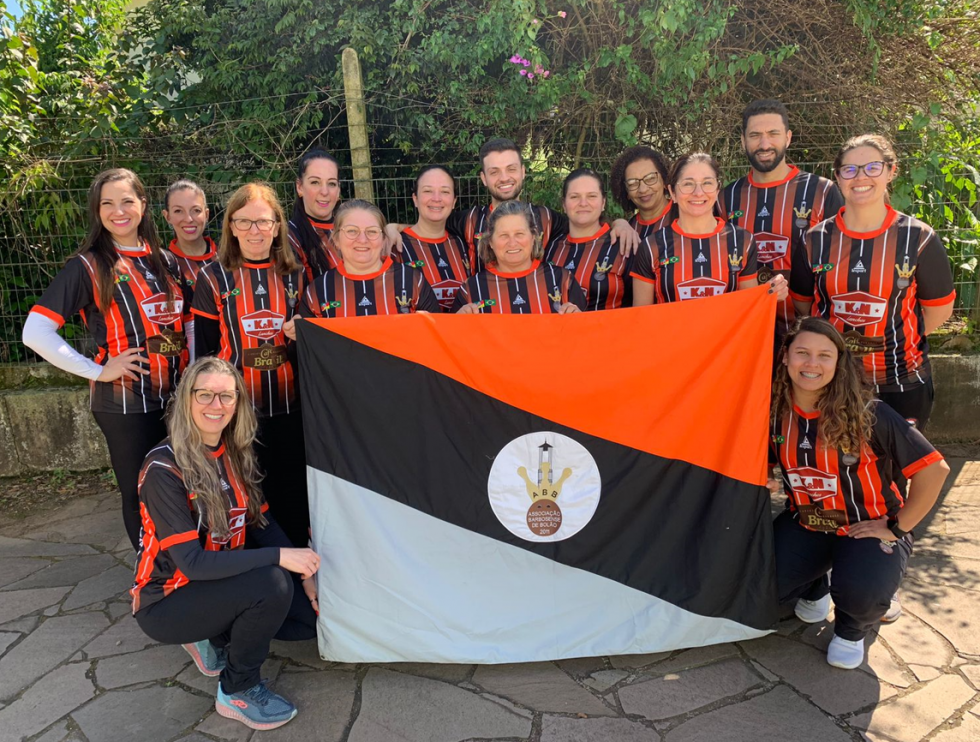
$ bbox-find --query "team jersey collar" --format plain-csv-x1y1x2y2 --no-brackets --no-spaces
568,223,610,244
113,240,152,257
634,202,672,226
672,217,727,239
486,259,540,279
207,442,226,459
835,205,898,239
747,165,799,189
792,404,821,420
404,227,450,244
242,257,273,269
308,215,334,231
168,237,216,261
336,256,393,281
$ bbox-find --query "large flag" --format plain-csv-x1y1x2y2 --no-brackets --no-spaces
297,286,778,664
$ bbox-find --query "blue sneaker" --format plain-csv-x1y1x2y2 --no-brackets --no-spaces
182,640,227,677
215,681,297,730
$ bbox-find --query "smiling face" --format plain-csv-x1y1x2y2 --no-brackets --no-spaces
742,113,792,174
489,213,535,271
163,188,209,246
413,168,456,225
624,158,666,215
229,198,280,261
563,174,605,231
836,145,896,209
480,149,525,204
333,207,385,274
296,157,341,221
669,161,720,221
191,371,238,446
99,180,145,245
784,331,838,398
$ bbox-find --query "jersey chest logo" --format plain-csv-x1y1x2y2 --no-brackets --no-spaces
241,309,285,340
786,466,838,502
140,293,183,326
431,279,463,311
676,277,726,300
754,232,790,264
208,506,248,547
831,291,887,327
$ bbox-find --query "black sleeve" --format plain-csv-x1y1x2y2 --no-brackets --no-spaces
547,207,569,244
415,275,442,313
565,271,587,311
872,401,942,479
789,237,816,302
194,315,221,359
190,268,222,357
821,183,844,221
446,208,469,239
451,278,474,312
630,237,657,283
915,225,955,304
168,540,280,581
33,256,96,326
250,512,295,549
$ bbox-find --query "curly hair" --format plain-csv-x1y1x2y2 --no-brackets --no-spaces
609,145,671,213
771,317,875,454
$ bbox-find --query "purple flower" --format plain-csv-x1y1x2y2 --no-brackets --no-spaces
509,55,521,64
519,69,527,76
522,59,530,67
532,19,539,25
542,70,550,78
528,73,535,79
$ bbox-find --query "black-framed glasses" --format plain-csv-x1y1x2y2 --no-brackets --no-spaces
625,172,661,191
231,218,278,231
193,389,239,406
837,161,886,179
676,178,719,195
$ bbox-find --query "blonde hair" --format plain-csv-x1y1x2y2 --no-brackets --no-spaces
477,201,544,266
219,182,299,275
166,357,266,539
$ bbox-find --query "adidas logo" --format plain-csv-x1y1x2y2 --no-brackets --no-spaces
758,206,770,218
852,260,866,274
255,284,267,296
695,253,707,263
358,296,373,307
800,438,813,450
513,294,526,306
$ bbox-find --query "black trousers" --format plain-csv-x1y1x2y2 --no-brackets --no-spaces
93,410,169,550
773,510,912,641
256,410,310,548
877,376,935,433
135,566,317,693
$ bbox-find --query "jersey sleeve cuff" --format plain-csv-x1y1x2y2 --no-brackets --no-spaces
30,305,66,327
190,307,220,320
902,450,944,479
789,289,812,302
159,531,199,550
260,502,269,514
629,271,656,285
919,290,956,307
738,273,758,283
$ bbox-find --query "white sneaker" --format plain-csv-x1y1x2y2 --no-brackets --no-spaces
827,635,865,669
794,594,831,623
881,595,902,623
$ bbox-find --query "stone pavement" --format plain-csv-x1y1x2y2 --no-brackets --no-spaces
0,459,977,742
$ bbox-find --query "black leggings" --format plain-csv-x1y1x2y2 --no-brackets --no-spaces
135,566,317,693
256,410,310,548
774,510,912,640
93,410,168,550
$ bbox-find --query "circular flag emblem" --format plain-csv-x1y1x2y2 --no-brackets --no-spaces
487,432,601,543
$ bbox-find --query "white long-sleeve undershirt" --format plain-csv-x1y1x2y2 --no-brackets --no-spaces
22,312,104,381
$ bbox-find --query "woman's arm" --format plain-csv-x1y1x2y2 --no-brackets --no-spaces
847,458,949,539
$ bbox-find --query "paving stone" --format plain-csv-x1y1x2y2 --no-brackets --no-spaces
95,643,191,689
641,643,739,676
269,638,332,668
1,554,117,592
250,670,356,742
0,585,71,624
0,536,95,558
72,685,211,742
0,557,52,588
61,565,133,611
0,631,19,657
83,614,158,658
908,663,944,681
540,715,660,742
666,686,851,742
876,611,954,680
931,715,980,742
21,509,124,550
584,669,628,692
750,660,779,683
472,661,614,716
31,720,72,742
348,668,532,742
798,625,914,688
901,580,980,655
174,735,214,742
619,658,760,721
0,662,95,741
961,664,980,690
5,494,110,532
741,634,896,714
0,616,39,633
178,657,280,695
609,651,672,669
107,601,131,621
378,662,473,683
851,674,977,742
556,656,609,677
194,710,252,742
43,605,60,616
0,612,108,700
478,692,534,720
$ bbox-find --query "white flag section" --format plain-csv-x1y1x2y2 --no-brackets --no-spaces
310,468,769,664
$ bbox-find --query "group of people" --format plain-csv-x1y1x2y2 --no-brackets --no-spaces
20,98,954,729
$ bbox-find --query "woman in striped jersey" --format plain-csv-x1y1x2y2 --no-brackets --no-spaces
23,169,187,549
546,168,632,310
162,179,217,362
769,317,948,669
453,200,586,314
610,145,673,243
287,149,343,280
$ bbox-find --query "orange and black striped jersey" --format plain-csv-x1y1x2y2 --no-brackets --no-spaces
545,224,632,310
771,402,941,535
130,440,277,613
298,257,440,318
446,203,569,274
723,167,843,335
191,260,304,417
628,202,673,244
631,218,758,303
451,260,586,314
167,238,217,322
391,228,471,311
790,207,956,392
288,216,340,281
30,246,187,414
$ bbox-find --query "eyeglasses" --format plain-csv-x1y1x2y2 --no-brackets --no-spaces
231,218,278,232
193,389,239,406
625,172,661,191
338,226,384,241
675,179,719,195
837,161,887,179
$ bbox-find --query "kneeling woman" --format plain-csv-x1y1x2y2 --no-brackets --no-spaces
770,318,948,669
453,200,586,314
132,357,319,730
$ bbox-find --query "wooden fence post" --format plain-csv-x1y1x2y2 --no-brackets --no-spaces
342,48,375,202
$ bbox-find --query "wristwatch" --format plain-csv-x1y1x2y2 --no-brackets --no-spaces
887,518,908,539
